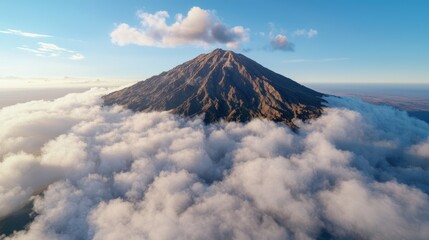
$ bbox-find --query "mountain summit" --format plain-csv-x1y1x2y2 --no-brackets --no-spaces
103,49,326,127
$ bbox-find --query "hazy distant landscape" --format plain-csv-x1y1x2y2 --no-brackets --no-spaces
0,88,91,108
310,84,429,123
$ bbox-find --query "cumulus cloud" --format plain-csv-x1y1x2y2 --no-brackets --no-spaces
270,34,294,51
408,137,429,166
1,89,429,239
17,42,85,60
110,7,249,49
0,29,52,38
293,28,318,38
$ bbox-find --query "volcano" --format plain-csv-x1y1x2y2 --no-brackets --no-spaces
103,49,326,127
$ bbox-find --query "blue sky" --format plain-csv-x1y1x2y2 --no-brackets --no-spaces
1,0,428,86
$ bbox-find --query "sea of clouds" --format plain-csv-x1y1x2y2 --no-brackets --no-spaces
1,88,429,240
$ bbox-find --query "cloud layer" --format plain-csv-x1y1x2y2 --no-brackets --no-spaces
110,7,249,49
1,89,429,239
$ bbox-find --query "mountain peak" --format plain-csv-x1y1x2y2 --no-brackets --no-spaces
197,48,237,66
210,48,233,55
103,50,326,127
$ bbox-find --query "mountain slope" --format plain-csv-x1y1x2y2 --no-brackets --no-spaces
103,49,326,127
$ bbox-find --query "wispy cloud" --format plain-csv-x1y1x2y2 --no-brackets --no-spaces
110,6,249,49
69,53,85,60
38,42,74,53
17,42,85,60
0,29,52,38
284,57,350,63
16,47,45,56
293,28,318,38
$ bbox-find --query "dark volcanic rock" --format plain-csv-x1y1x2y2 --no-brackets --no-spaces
103,49,326,127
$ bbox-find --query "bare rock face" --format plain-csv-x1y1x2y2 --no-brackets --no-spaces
103,49,326,127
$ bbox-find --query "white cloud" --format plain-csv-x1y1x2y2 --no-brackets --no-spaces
293,28,318,38
1,89,429,239
16,47,44,55
69,53,85,60
293,29,306,36
110,6,249,49
307,28,318,38
37,42,73,53
270,34,294,51
0,29,52,38
17,42,85,60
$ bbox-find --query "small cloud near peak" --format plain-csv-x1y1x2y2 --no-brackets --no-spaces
270,34,294,51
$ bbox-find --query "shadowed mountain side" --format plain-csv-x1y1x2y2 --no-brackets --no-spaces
103,49,326,127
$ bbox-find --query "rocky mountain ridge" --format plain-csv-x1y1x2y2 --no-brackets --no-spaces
103,49,326,127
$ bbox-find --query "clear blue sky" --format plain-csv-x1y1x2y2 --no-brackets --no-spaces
1,0,428,85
